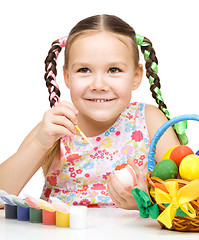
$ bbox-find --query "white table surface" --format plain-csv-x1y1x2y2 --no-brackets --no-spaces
0,207,199,240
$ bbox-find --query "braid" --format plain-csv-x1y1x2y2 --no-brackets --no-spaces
136,34,170,120
136,34,188,145
44,36,67,107
43,36,68,164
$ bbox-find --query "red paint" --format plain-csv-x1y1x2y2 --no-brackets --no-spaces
42,210,56,225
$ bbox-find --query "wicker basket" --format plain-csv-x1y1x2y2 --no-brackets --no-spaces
147,114,199,232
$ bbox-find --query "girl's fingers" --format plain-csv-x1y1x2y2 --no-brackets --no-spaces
51,105,77,125
51,115,77,135
127,158,139,175
52,101,78,114
57,101,79,118
48,123,76,138
127,157,143,183
107,158,149,209
127,157,148,193
58,101,78,115
107,184,122,208
107,173,137,209
43,101,78,136
107,174,129,203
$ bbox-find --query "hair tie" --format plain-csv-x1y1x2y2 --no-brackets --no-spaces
136,34,151,47
54,36,68,48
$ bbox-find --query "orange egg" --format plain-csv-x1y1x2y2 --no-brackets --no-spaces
162,146,178,160
170,145,194,166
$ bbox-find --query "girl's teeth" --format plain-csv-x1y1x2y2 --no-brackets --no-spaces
93,99,108,102
87,99,112,102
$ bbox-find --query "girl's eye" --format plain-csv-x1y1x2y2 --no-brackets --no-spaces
78,68,90,73
108,68,121,74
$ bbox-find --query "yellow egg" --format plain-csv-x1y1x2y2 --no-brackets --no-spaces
179,154,199,180
162,146,178,160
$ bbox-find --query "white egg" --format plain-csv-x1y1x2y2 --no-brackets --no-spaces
115,165,136,187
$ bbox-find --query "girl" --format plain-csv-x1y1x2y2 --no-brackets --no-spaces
0,14,180,209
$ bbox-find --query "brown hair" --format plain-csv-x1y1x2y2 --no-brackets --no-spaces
64,15,139,69
43,14,170,175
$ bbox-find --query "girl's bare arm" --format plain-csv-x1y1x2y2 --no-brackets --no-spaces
0,123,46,195
145,104,180,163
0,101,78,196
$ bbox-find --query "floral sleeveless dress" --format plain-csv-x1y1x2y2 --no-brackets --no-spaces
41,102,150,207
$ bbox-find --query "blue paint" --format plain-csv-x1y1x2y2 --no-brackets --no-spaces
17,206,30,221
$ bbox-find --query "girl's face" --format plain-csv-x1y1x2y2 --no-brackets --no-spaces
64,32,143,127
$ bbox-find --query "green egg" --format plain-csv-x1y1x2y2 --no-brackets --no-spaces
151,159,178,180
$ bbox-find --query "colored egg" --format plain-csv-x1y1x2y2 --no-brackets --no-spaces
115,164,136,187
151,159,178,181
170,145,194,166
196,150,199,156
162,146,178,160
179,154,199,181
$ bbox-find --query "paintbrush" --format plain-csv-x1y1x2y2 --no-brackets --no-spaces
75,125,93,148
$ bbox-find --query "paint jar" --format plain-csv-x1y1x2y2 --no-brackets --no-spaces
29,207,42,223
56,211,70,227
42,209,56,225
5,204,17,219
17,206,30,221
70,206,87,229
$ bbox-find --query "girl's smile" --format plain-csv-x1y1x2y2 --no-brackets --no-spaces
85,98,115,103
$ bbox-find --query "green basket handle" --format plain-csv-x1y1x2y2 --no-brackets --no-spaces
148,114,199,172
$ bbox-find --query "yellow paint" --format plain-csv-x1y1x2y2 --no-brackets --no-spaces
56,211,70,227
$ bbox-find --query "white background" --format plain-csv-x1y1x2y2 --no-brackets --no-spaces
0,0,198,198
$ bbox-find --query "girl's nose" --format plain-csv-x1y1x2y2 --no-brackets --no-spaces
90,74,109,91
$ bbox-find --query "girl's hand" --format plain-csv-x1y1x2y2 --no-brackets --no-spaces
107,157,148,210
34,101,78,151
